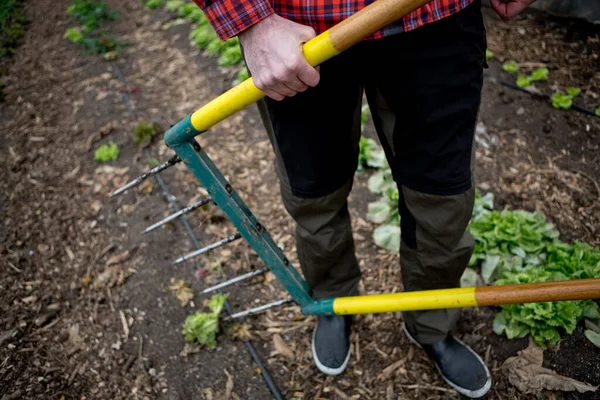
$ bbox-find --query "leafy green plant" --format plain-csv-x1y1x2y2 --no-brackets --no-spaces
67,0,117,32
181,293,228,349
373,224,401,251
367,186,399,225
166,0,186,12
132,119,163,147
516,74,531,88
64,0,126,57
85,33,126,54
567,87,581,97
358,137,386,170
485,49,494,60
467,191,600,347
361,104,370,127
189,24,217,48
0,0,26,57
64,27,85,44
141,0,165,9
492,241,600,346
515,67,548,88
595,106,600,117
154,0,246,68
530,67,548,81
551,92,574,110
94,142,119,162
584,329,600,349
502,61,519,73
217,45,242,67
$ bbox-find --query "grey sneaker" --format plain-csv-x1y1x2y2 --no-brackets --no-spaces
403,323,492,398
311,315,352,375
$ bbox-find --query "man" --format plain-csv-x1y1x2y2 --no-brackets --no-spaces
192,0,535,397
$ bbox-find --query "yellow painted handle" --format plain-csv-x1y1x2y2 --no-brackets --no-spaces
190,0,432,132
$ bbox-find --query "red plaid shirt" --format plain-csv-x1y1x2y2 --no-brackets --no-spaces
192,0,474,41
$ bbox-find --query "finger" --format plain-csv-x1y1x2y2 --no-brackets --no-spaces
297,25,317,43
284,77,309,93
505,3,528,19
297,62,320,87
263,89,285,101
270,65,302,95
489,0,509,20
254,74,293,99
271,82,297,97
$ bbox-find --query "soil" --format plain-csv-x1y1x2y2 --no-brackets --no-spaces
1,1,599,400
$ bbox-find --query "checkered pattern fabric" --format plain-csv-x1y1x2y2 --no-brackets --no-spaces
192,0,474,41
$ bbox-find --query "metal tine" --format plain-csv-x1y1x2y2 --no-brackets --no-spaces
223,298,294,321
172,233,242,264
143,196,213,234
109,155,181,198
200,268,266,295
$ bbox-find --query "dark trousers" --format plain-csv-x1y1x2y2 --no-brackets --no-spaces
252,0,486,344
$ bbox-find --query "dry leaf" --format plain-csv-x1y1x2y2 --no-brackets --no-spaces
271,334,294,359
168,278,193,307
203,388,214,400
224,369,234,400
22,295,37,304
225,322,253,341
180,343,201,357
501,339,598,394
106,250,130,266
386,383,394,400
94,266,121,289
141,180,153,194
378,359,405,381
68,324,83,349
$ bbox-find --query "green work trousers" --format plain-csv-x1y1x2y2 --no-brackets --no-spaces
249,0,485,344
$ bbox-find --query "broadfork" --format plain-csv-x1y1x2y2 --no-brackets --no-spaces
109,0,600,320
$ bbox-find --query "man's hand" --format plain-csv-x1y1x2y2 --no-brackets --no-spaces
490,0,537,21
238,14,320,101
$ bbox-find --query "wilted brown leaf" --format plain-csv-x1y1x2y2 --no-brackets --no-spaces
378,359,406,382
168,278,193,307
271,334,294,359
224,369,234,400
106,250,130,266
501,339,598,394
225,322,253,341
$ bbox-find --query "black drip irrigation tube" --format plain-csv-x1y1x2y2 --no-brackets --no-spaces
483,73,599,119
110,62,285,400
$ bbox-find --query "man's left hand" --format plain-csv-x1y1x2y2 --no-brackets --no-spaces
490,0,537,21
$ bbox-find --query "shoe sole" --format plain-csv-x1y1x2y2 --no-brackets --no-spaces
311,320,351,376
402,323,492,399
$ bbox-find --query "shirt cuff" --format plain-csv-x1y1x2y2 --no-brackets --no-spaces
203,0,275,41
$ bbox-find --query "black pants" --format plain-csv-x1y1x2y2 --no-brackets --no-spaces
254,0,486,344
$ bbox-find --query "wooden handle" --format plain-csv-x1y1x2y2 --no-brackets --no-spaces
475,278,600,307
188,0,432,133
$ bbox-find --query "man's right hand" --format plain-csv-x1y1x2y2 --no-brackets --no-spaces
238,14,320,101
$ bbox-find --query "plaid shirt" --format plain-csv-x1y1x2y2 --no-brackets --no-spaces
192,0,474,41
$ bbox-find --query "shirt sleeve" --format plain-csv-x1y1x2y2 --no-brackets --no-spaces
191,0,275,41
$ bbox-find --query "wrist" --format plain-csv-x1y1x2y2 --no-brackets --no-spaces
239,13,277,43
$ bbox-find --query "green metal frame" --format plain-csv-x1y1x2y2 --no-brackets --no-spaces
165,117,315,307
